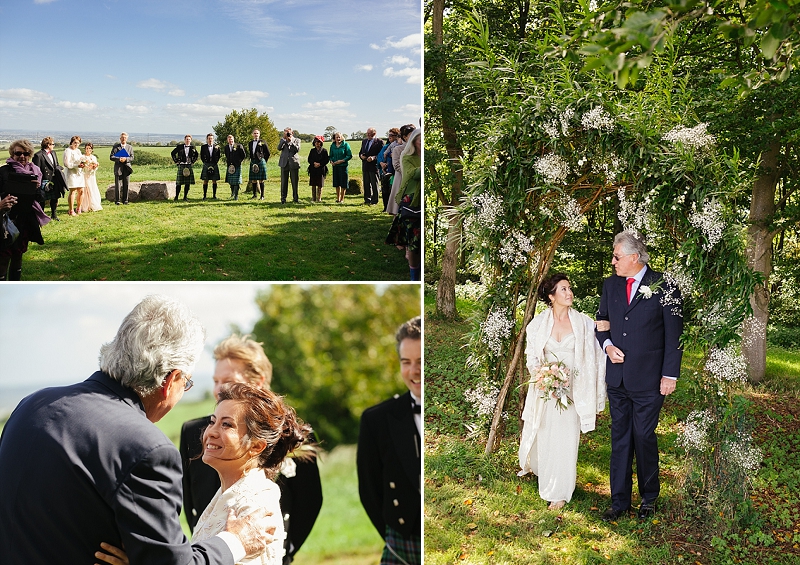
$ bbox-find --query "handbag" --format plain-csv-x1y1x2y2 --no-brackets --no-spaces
2,213,20,248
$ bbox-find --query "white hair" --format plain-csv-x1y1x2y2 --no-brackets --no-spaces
614,231,650,264
401,128,421,159
98,295,205,395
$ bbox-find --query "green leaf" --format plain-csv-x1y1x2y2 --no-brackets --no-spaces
760,31,781,60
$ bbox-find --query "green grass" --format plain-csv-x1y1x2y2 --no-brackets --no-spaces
425,311,800,565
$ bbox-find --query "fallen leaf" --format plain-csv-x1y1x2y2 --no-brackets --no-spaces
590,507,599,511
493,510,500,517
542,530,552,537
464,499,473,506
467,523,478,530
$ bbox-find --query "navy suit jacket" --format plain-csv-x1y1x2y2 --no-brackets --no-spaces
0,372,232,565
359,138,384,170
596,267,683,391
357,391,421,539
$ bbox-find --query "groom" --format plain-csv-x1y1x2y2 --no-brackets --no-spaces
596,231,683,521
110,132,134,204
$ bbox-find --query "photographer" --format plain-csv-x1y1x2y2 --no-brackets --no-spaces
277,127,301,204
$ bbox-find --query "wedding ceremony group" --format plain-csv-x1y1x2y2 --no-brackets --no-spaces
0,294,422,565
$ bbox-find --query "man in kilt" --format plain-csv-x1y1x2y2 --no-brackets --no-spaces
170,135,199,201
32,137,65,220
224,134,246,200
200,133,221,200
357,317,422,565
246,129,270,200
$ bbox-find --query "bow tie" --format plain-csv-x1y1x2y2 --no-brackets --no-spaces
411,399,421,414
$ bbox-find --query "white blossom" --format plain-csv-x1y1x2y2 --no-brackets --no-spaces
499,230,536,268
723,431,762,474
455,281,487,302
480,308,515,355
542,108,574,139
705,344,748,383
588,0,598,11
678,409,714,452
689,198,725,250
464,382,500,419
617,188,656,234
741,316,767,350
534,153,570,184
581,107,615,131
663,123,715,151
559,196,585,231
472,193,506,230
664,265,695,298
592,152,622,182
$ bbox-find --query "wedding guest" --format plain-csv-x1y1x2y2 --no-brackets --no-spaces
224,134,246,200
63,136,83,216
0,140,50,280
181,334,323,565
379,128,400,211
278,127,301,204
385,128,422,281
110,132,134,205
80,142,102,212
307,136,329,202
386,125,415,216
329,132,352,204
171,135,199,202
358,128,383,205
246,129,271,201
0,295,269,564
518,274,606,510
32,137,64,220
200,133,221,200
357,317,421,565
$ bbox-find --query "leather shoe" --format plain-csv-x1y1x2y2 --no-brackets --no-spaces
637,503,656,520
601,507,630,522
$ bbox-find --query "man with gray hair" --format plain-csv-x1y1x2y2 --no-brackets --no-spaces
596,231,683,522
0,295,269,564
278,127,301,203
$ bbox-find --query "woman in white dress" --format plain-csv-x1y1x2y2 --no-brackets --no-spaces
63,135,84,216
79,142,102,212
96,382,310,565
518,273,607,510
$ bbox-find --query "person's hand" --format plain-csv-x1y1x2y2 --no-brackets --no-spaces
224,507,275,558
660,377,676,396
595,320,610,332
119,157,127,163
605,345,625,364
95,542,128,565
1,194,18,212
314,162,320,168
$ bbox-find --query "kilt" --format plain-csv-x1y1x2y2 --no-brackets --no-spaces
381,526,420,565
225,163,242,185
385,213,421,253
42,179,63,201
248,158,268,181
175,164,195,185
200,162,221,181
332,165,348,188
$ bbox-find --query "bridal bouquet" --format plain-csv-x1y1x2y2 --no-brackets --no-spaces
528,359,573,411
79,156,87,169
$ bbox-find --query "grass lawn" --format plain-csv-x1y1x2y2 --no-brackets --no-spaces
424,296,800,565
156,399,383,564
24,142,406,281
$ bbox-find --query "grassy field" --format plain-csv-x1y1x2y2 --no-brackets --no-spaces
156,398,383,565
424,294,800,565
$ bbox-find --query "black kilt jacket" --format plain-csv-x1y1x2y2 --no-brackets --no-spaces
201,144,221,164
224,143,246,167
171,144,199,165
357,391,421,540
246,140,271,162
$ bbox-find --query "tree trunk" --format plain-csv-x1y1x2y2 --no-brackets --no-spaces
743,139,780,384
436,215,461,318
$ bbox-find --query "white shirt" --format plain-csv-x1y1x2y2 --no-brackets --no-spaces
410,391,422,439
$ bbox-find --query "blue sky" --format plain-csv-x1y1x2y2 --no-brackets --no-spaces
0,0,422,138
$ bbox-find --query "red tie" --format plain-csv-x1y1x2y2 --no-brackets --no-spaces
626,278,635,304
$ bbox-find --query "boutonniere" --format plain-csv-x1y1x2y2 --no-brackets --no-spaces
637,279,663,299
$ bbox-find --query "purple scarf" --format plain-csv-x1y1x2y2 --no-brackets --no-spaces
5,158,50,227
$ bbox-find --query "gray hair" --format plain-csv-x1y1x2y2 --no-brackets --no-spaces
99,295,206,395
401,128,421,159
614,231,649,265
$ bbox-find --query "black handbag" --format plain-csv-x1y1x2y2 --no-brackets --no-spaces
2,213,19,248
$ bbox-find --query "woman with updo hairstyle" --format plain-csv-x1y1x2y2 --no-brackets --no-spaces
518,273,607,511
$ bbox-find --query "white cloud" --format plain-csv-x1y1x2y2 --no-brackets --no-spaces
371,34,422,54
302,100,350,109
34,0,58,3
393,104,422,115
383,66,422,84
355,64,373,72
168,89,185,97
137,78,169,91
197,90,269,107
55,101,97,110
0,88,53,101
289,92,308,97
386,55,412,66
105,75,117,80
125,105,150,113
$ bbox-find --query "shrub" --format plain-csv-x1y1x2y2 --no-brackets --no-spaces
133,150,173,166
767,324,800,350
347,178,362,194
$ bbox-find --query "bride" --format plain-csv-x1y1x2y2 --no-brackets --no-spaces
80,142,103,212
518,273,607,510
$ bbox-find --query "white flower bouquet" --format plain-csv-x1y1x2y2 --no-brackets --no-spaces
528,359,573,411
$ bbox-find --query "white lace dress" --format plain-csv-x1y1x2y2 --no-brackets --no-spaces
518,333,582,503
192,468,286,565
63,147,84,189
80,155,103,211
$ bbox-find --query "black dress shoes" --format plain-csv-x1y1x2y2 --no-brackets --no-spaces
601,507,631,522
637,503,656,520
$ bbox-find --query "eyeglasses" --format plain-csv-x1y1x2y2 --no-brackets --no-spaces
169,371,194,391
13,151,31,157
612,253,635,261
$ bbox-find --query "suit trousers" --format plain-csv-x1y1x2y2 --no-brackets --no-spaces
362,166,379,204
280,167,299,203
380,174,392,210
114,173,129,203
606,383,664,511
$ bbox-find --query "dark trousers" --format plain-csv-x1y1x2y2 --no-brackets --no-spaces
380,174,392,210
280,167,299,203
606,383,665,511
114,173,129,203
362,166,379,204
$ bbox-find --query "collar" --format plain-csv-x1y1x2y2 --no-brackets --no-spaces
632,265,647,282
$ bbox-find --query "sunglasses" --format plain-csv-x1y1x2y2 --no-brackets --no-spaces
13,151,31,157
